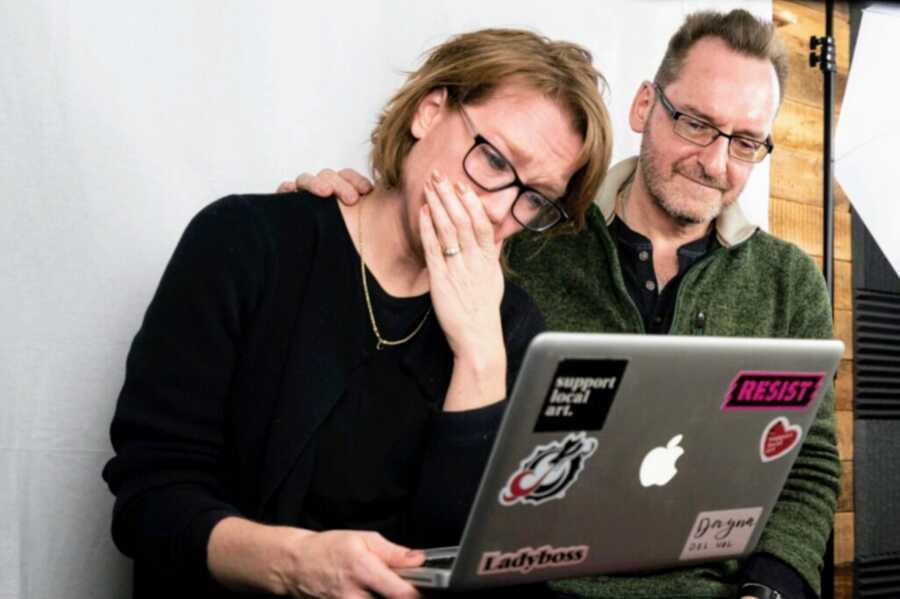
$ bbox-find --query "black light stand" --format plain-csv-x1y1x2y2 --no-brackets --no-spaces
809,2,837,597
810,0,837,307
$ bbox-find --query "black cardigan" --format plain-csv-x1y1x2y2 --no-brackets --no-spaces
102,193,544,596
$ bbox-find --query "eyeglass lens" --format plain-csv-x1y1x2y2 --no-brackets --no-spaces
464,143,560,231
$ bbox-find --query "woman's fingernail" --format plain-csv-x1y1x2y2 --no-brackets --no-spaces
431,169,442,182
454,181,468,196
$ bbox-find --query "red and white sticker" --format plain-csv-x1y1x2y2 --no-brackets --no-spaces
760,416,802,463
499,432,598,506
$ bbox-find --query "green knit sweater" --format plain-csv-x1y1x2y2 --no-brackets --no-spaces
505,160,840,598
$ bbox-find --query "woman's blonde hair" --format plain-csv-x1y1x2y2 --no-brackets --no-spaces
370,28,612,231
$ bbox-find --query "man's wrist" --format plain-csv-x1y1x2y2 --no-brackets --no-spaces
740,582,783,599
739,552,812,599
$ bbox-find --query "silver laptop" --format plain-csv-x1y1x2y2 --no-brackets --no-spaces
397,332,844,590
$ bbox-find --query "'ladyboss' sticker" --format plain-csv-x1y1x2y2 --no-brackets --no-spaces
533,359,628,432
721,371,824,411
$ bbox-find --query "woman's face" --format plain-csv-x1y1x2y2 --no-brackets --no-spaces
401,83,583,250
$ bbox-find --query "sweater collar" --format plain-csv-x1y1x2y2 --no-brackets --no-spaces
593,156,758,248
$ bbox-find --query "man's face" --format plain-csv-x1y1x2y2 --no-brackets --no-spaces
631,36,780,225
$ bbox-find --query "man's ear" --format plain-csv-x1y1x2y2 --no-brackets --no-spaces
411,88,449,140
629,81,656,134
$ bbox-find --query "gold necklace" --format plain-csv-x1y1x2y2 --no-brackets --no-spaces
357,203,431,350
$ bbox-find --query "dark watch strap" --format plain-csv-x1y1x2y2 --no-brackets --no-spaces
740,582,783,599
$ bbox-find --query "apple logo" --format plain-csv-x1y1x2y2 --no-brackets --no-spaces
639,434,684,487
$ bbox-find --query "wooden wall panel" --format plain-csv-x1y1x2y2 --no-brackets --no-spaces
779,2,851,72
769,198,851,261
834,512,855,566
834,259,852,311
835,359,854,412
773,99,824,153
834,308,853,360
834,564,853,599
811,258,853,311
777,1,850,109
773,3,853,592
838,459,853,513
771,148,850,211
834,511,854,599
781,42,847,110
836,410,853,462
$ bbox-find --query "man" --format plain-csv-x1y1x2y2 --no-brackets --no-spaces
281,10,839,599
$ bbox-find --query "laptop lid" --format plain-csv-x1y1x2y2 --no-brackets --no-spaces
435,332,843,590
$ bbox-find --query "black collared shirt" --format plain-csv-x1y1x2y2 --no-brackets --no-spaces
609,216,719,334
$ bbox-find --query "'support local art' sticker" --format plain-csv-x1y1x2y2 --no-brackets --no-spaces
533,359,628,432
477,544,589,576
679,507,763,561
760,416,802,462
721,370,825,411
498,432,598,506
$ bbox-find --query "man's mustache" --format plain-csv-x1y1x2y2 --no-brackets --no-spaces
674,164,729,192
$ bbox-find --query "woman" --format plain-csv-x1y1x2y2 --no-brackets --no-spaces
103,28,611,598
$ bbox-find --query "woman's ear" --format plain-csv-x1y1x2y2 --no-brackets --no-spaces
411,88,449,140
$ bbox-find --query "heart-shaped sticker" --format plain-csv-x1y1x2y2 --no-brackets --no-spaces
760,417,801,463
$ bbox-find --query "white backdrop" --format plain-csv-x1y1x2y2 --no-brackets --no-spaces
0,1,770,597
835,3,900,279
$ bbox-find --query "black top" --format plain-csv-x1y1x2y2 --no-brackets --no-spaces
609,216,719,333
102,193,545,597
298,221,506,547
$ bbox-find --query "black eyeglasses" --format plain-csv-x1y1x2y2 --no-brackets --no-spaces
653,83,773,163
457,106,568,232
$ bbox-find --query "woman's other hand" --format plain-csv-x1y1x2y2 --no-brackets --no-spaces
419,169,507,410
208,517,423,598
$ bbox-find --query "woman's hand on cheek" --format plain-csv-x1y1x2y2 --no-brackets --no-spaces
419,170,506,368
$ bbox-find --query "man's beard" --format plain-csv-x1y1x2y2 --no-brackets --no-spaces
639,125,731,226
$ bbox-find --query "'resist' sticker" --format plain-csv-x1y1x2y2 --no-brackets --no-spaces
679,507,763,561
721,370,825,411
760,416,802,462
533,359,628,432
499,432,598,506
477,544,589,576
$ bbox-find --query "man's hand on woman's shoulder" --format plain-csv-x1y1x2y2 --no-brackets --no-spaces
277,168,373,205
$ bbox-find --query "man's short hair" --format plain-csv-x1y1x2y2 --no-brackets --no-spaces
654,9,789,103
370,28,612,231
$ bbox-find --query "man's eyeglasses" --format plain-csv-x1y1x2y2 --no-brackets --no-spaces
458,106,569,232
653,83,773,163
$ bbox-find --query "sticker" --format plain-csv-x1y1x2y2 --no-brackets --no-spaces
721,370,825,411
760,416,802,462
499,431,598,506
477,544,589,575
679,507,763,561
533,359,628,432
